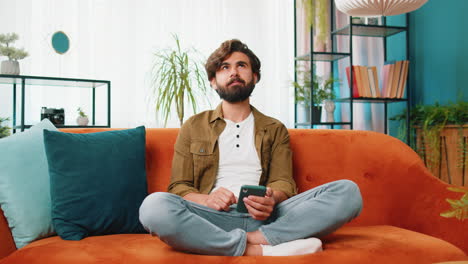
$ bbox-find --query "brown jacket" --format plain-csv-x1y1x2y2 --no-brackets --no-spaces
168,103,297,198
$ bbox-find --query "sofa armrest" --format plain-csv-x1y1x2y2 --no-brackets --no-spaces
389,160,468,254
0,208,16,259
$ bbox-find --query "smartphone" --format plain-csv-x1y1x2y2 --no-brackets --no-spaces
236,185,267,213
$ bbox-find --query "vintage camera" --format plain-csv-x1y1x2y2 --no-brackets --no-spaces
41,107,65,125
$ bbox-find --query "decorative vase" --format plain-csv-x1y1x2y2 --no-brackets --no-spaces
324,99,335,123
1,60,20,75
76,116,89,126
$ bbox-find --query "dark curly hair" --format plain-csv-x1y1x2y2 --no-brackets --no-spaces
205,39,261,83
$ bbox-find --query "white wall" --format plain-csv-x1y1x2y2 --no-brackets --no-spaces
0,0,295,128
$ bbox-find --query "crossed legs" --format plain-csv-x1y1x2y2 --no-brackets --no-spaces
139,180,362,256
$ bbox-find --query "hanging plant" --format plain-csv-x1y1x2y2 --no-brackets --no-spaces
301,0,330,49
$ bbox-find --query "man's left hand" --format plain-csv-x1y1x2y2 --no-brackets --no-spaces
244,187,275,220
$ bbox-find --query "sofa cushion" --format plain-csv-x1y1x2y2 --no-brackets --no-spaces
43,127,148,241
0,119,58,248
0,226,465,264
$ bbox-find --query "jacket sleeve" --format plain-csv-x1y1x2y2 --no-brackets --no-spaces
266,124,298,198
167,120,200,197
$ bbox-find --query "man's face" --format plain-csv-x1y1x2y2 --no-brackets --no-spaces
210,51,258,103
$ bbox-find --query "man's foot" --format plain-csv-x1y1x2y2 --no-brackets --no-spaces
260,238,322,256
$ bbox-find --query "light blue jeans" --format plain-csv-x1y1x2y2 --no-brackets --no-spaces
139,180,362,256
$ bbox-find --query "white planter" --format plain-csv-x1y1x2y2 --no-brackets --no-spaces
76,116,89,126
1,60,20,75
324,99,336,123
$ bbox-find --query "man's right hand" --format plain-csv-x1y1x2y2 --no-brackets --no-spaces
204,187,237,211
183,187,237,211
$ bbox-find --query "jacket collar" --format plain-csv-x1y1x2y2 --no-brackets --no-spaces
209,102,277,129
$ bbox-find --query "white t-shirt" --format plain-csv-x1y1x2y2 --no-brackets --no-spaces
211,112,262,198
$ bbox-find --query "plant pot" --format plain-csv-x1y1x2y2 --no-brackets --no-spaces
1,60,20,75
76,116,89,126
312,106,322,124
416,124,468,186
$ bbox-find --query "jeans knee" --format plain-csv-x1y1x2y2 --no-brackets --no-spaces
335,180,363,217
139,192,180,235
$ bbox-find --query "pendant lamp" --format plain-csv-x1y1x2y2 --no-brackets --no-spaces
334,0,428,17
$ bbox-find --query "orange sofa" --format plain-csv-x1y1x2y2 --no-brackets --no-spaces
0,128,467,264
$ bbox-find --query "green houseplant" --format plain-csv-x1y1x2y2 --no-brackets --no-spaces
391,101,468,185
301,0,330,51
0,33,29,75
151,35,209,127
0,117,11,138
293,67,338,123
440,186,468,221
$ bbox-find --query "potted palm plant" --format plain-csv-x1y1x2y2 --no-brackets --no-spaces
151,35,209,127
294,67,338,123
0,33,29,75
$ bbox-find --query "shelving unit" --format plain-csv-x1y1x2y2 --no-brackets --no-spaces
0,75,111,133
294,0,411,145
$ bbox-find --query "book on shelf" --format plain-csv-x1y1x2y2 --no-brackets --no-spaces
398,60,409,98
355,66,365,97
345,66,359,98
346,61,408,100
381,60,409,99
346,65,380,98
381,63,393,98
360,66,371,97
368,66,380,98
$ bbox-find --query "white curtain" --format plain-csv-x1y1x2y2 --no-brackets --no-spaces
0,0,295,128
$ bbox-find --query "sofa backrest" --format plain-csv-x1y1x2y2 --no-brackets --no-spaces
59,127,430,226
0,127,442,258
59,128,431,223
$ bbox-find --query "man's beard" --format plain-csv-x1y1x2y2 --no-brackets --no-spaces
215,77,255,103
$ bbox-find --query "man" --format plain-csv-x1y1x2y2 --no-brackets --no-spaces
139,39,362,256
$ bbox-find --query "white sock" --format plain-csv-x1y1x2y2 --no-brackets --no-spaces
260,238,322,256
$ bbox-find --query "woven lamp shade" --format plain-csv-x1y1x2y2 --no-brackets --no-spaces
334,0,428,16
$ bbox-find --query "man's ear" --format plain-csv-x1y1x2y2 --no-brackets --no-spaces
210,78,217,90
253,73,259,84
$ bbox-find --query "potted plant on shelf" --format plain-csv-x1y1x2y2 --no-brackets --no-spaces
0,33,29,75
391,101,468,186
151,34,209,127
301,0,330,51
76,107,89,126
293,67,338,124
0,117,11,138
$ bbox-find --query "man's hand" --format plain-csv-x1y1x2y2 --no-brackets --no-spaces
244,187,276,220
204,187,237,211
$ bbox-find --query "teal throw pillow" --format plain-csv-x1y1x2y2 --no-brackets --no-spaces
43,127,148,240
0,119,58,248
